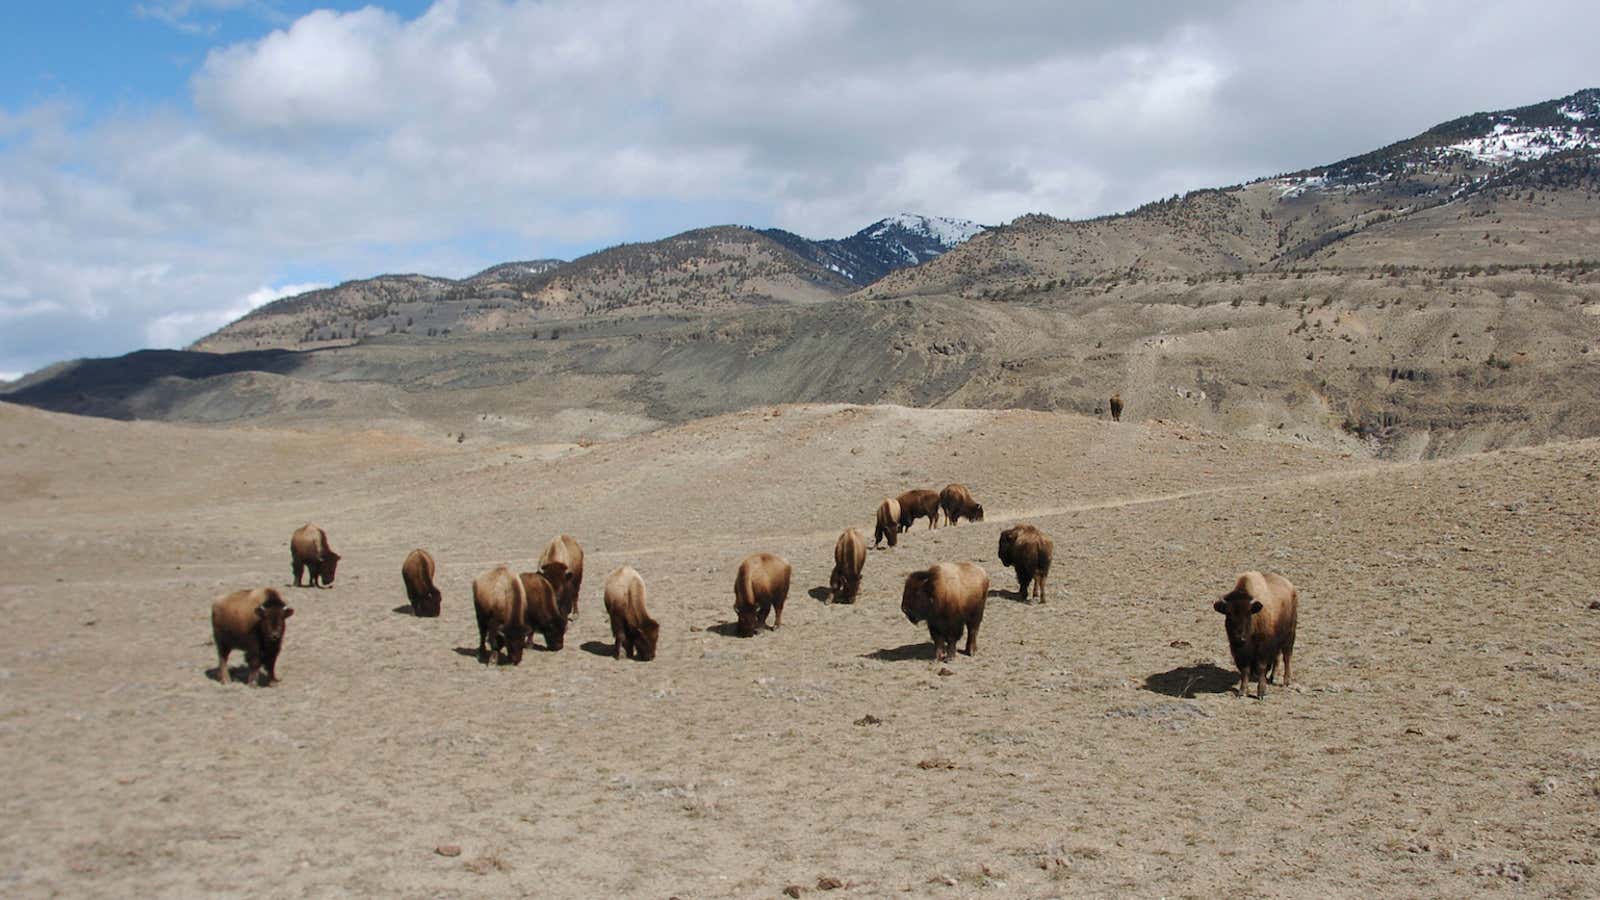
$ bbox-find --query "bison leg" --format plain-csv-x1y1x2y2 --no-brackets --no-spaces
1279,648,1292,687
1035,572,1047,605
964,621,979,657
1015,569,1031,601
263,645,281,684
243,649,261,687
476,610,492,664
1256,666,1269,700
772,596,785,629
612,622,626,659
216,647,231,684
292,559,304,587
1236,668,1249,698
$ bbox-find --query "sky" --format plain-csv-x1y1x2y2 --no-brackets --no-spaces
1,1,1597,377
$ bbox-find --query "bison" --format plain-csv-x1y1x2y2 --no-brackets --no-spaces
400,548,441,617
1109,393,1123,422
603,566,659,661
874,497,901,548
538,534,584,620
830,528,867,604
518,570,569,651
290,523,340,588
938,483,984,526
997,524,1053,604
895,488,942,531
472,565,532,665
1214,571,1299,700
734,552,792,637
901,562,988,662
211,587,294,686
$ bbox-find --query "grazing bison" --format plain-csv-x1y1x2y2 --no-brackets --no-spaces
830,528,867,604
603,566,659,661
538,534,585,620
211,588,294,686
1214,571,1299,700
290,524,340,588
472,565,532,665
901,562,988,663
874,497,901,548
998,524,1054,604
400,548,441,617
895,488,942,531
734,552,792,637
518,570,569,651
1109,393,1124,422
938,483,984,526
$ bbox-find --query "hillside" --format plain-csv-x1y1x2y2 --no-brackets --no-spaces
862,89,1600,299
192,215,984,355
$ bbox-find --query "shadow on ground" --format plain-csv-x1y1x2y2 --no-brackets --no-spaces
1143,663,1236,697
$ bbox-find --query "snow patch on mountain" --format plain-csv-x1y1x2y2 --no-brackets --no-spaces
1447,121,1600,163
869,213,985,247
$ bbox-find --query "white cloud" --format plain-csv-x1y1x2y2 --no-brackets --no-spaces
144,282,326,349
2,0,1599,375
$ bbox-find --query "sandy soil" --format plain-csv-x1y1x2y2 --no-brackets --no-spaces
3,400,1599,897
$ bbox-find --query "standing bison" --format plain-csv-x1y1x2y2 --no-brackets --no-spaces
938,483,984,526
830,528,867,604
901,562,988,662
290,524,340,588
211,588,294,686
1213,571,1299,699
895,489,942,531
1109,393,1124,422
603,566,659,661
538,534,584,620
400,548,441,617
472,565,532,665
874,497,901,548
997,524,1054,603
518,569,569,652
734,552,792,637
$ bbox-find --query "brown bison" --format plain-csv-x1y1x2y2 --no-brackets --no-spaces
901,562,988,662
538,534,584,620
472,565,532,665
603,566,659,661
895,488,942,531
400,548,441,617
211,588,295,686
518,570,569,652
734,552,792,637
1109,393,1123,422
998,524,1054,604
874,497,901,548
1214,571,1299,700
830,528,867,604
938,483,984,525
290,523,340,588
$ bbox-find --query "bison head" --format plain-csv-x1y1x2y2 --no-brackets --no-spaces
1213,589,1263,645
542,616,568,652
970,503,984,522
997,528,1017,565
254,593,295,644
419,587,442,617
901,571,934,624
735,607,759,638
495,623,532,665
319,551,341,585
635,618,660,661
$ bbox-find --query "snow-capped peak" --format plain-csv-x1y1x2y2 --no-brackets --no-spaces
868,213,984,248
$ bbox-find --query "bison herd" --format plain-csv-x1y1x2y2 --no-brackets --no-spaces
211,476,1301,701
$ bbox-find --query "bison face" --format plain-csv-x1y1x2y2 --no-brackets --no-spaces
997,530,1016,565
543,617,568,652
901,572,933,624
971,504,984,522
735,608,758,638
320,553,340,585
1213,593,1263,643
255,600,294,643
635,619,660,660
497,624,532,664
421,589,442,617
540,562,569,595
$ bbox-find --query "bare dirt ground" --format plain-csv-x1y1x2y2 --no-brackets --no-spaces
3,400,1599,897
